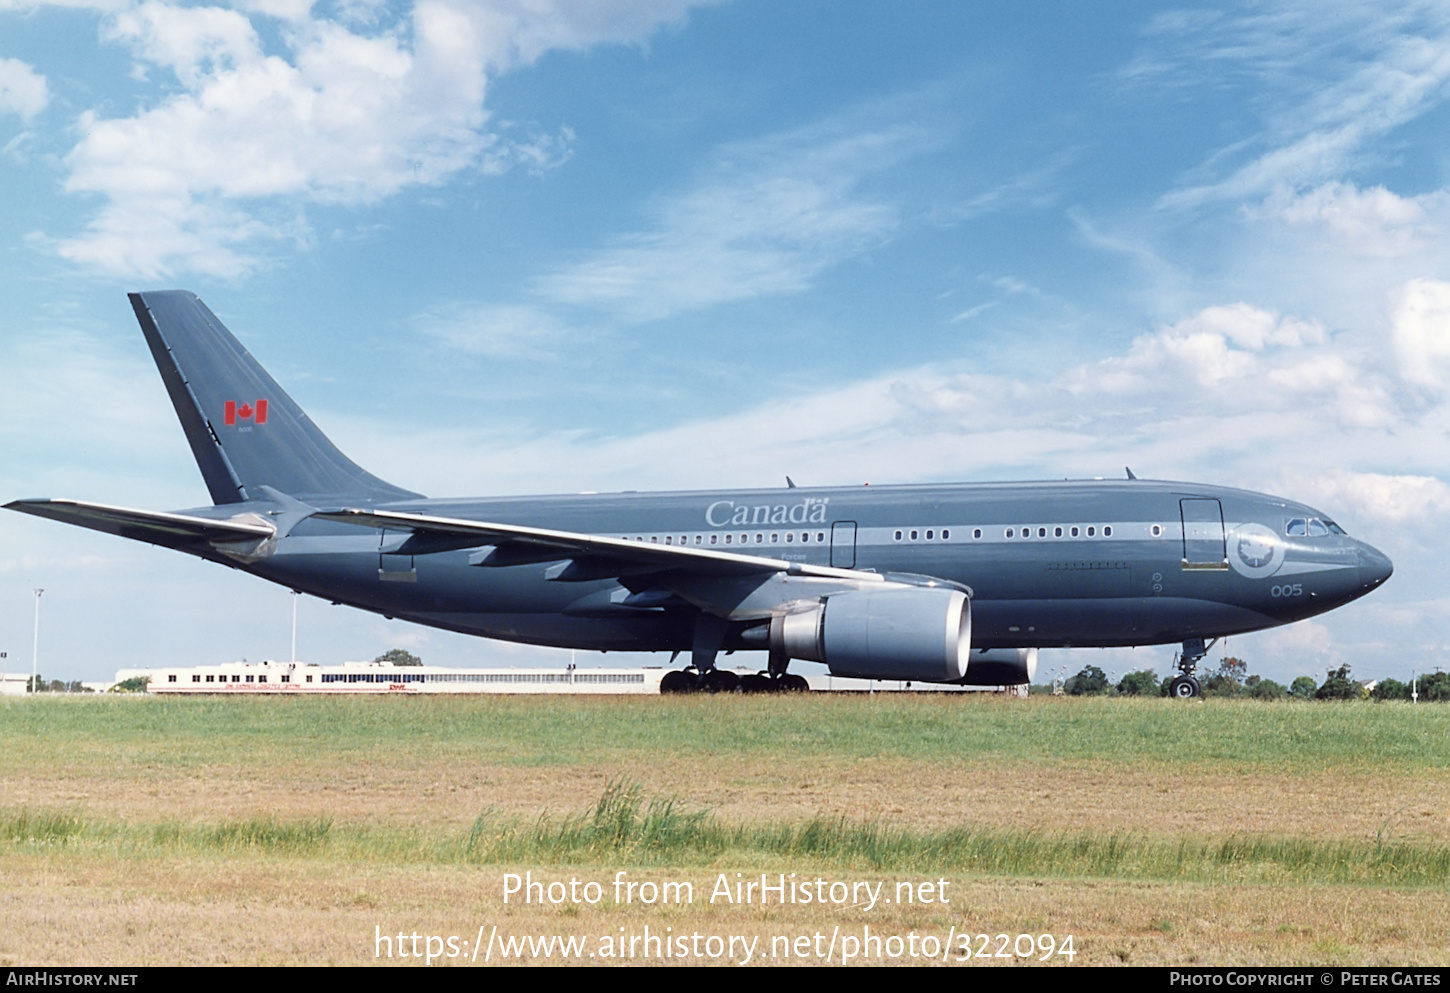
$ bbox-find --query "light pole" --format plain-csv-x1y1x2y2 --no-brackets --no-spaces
31,589,43,693
290,590,299,664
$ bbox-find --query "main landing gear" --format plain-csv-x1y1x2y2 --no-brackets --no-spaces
659,668,809,694
1167,637,1216,699
658,615,810,694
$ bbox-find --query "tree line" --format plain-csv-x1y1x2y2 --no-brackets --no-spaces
1050,659,1450,701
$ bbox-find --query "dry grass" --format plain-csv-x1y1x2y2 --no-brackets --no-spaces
1,693,1447,966
1,855,1446,966
10,759,1445,844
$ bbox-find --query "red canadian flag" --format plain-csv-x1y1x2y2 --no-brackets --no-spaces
224,399,269,426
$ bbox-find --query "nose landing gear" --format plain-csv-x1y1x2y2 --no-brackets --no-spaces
1168,638,1215,699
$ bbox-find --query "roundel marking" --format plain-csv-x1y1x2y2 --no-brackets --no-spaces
1227,523,1284,579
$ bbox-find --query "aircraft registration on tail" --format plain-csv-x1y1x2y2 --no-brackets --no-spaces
6,292,1394,696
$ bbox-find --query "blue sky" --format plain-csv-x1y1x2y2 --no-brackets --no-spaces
3,0,1450,685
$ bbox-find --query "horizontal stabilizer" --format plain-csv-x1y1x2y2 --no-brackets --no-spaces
315,507,879,582
5,498,274,549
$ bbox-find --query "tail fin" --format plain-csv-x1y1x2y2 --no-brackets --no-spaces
130,290,422,506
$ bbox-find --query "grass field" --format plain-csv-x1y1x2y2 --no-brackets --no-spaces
2,693,1447,966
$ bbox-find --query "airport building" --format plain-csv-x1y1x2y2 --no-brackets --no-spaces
122,659,1026,695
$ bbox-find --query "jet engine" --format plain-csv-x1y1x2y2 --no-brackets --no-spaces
769,588,971,682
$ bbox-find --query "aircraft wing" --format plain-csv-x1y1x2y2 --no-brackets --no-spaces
314,507,878,583
5,498,274,549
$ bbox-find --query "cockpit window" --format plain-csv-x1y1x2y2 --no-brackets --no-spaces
1288,517,1344,537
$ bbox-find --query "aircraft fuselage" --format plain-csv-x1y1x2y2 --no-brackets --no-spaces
225,477,1391,654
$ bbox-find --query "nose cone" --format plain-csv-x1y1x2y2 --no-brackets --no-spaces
1358,543,1394,590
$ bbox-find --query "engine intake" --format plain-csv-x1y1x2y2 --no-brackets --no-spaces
771,588,971,682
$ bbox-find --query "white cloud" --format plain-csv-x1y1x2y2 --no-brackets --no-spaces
1254,620,1337,668
416,301,572,359
0,57,48,120
1304,470,1450,524
1390,277,1450,391
537,122,927,322
45,0,712,277
1264,182,1439,257
1153,6,1450,208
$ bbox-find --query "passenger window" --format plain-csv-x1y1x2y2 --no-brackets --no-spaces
926,530,934,540
973,529,981,539
942,529,950,539
710,535,717,545
1037,527,1047,538
910,530,918,540
1087,527,1096,537
1005,528,1014,538
786,532,794,542
894,530,902,540
1104,526,1113,537
1151,525,1162,537
725,534,732,544
1071,526,1079,537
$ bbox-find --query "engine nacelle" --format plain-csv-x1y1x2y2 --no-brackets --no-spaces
951,648,1038,687
771,588,971,682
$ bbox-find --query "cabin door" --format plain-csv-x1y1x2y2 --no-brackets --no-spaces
830,521,857,569
1180,499,1227,570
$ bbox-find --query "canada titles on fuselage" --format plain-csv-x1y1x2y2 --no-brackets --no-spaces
706,499,830,527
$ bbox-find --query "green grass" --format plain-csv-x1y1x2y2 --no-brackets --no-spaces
3,693,1448,772
8,778,1450,888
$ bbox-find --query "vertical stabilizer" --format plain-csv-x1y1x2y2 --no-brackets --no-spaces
130,291,422,506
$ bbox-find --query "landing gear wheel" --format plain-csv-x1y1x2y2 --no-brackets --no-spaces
660,670,697,694
701,669,740,693
779,673,810,693
739,674,771,694
1168,675,1201,699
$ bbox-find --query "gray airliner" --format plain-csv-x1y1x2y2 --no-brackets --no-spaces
6,292,1393,697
